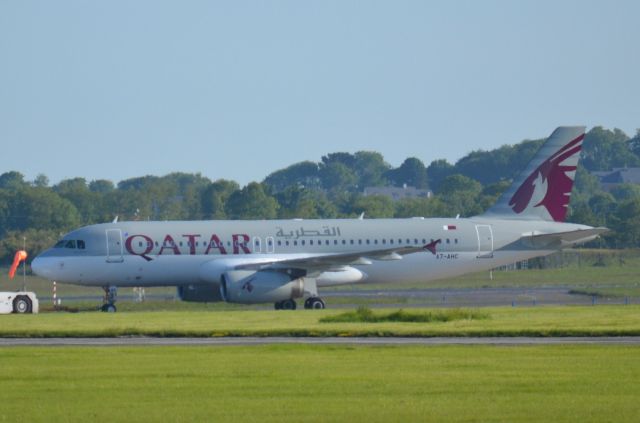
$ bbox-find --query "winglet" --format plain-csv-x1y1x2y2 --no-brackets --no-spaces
423,239,441,255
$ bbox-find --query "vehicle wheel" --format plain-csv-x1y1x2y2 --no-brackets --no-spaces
281,299,296,310
13,296,32,314
274,301,282,310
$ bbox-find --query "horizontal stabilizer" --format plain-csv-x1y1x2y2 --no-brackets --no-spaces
520,227,608,248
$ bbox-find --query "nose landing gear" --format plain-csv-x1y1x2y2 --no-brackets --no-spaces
101,286,118,312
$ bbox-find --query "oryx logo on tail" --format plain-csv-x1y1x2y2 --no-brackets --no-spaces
509,133,584,222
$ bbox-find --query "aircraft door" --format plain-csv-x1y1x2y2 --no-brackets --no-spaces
475,225,494,258
106,229,124,263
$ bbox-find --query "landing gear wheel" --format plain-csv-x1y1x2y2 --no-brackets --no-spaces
101,303,117,313
276,299,296,310
304,297,325,310
13,296,32,314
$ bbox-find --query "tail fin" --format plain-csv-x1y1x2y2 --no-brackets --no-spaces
481,126,586,222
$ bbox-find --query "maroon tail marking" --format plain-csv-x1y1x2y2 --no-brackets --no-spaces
509,134,584,222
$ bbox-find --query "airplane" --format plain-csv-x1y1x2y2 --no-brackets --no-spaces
31,126,607,312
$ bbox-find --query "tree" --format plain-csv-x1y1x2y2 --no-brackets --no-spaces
225,183,278,219
386,157,428,189
319,162,358,194
349,195,395,218
580,126,638,171
275,186,337,219
89,179,115,193
609,198,640,247
0,171,28,190
32,174,49,187
426,159,454,193
394,197,447,218
10,187,81,231
438,174,483,217
201,179,240,219
610,183,640,202
263,161,320,193
352,151,391,188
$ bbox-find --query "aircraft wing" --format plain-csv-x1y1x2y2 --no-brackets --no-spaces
230,240,440,273
520,227,608,248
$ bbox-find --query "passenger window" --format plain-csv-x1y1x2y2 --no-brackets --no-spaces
350,240,354,245
342,240,346,245
277,240,282,246
334,240,338,245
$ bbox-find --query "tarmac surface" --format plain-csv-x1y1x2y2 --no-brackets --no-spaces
40,286,636,308
2,336,640,346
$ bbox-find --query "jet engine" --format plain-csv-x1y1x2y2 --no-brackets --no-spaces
177,283,223,302
220,269,305,304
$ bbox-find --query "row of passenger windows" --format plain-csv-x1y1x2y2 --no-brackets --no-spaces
139,238,460,249
273,238,458,247
54,240,86,249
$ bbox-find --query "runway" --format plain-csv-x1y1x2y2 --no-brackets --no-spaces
2,336,640,346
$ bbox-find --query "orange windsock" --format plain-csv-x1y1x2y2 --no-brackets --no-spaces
8,250,28,279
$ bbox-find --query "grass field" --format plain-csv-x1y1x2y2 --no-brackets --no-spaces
1,344,639,422
1,305,640,338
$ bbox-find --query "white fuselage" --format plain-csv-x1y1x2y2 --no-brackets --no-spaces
31,217,592,289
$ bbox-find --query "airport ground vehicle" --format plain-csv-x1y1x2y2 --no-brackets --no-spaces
0,291,39,314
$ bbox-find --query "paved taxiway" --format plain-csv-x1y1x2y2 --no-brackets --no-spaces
1,337,640,346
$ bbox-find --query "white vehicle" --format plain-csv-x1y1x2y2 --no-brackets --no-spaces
0,291,39,314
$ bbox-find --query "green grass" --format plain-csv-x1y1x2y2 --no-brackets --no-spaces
319,306,489,323
0,344,639,422
2,305,640,337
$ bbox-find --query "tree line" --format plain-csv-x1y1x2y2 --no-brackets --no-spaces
1,126,639,263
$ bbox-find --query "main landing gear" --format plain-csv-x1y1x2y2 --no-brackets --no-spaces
304,297,325,309
101,285,117,312
273,297,326,310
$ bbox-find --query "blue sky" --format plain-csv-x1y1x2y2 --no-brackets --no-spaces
1,1,639,186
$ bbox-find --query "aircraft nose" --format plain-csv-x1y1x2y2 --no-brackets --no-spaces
31,255,54,279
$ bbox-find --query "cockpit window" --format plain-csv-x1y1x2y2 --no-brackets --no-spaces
54,239,85,249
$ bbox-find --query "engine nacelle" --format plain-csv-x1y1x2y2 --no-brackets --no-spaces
177,284,223,302
220,270,304,304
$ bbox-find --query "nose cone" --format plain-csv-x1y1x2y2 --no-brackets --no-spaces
31,256,44,277
31,254,55,280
